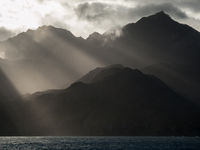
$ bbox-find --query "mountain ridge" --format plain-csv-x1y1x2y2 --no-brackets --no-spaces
0,11,200,102
0,10,200,134
26,65,200,136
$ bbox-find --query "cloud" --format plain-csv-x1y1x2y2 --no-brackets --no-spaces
130,3,188,19
172,0,200,12
0,27,15,41
76,2,188,20
76,3,109,21
0,0,199,39
75,2,188,33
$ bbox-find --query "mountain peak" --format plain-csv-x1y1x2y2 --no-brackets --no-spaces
104,64,124,69
122,11,176,35
87,32,103,42
154,11,171,19
79,64,125,84
37,25,55,30
155,11,168,16
136,11,172,25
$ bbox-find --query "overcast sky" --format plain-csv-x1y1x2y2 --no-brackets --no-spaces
0,0,199,40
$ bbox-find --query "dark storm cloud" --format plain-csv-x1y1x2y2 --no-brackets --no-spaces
132,3,188,19
0,27,15,41
75,2,188,24
135,0,200,13
76,2,122,22
33,0,200,34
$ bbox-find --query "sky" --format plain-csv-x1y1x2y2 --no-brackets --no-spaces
0,0,200,40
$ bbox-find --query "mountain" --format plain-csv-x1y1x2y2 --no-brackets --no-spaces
0,26,103,94
0,11,200,101
79,64,124,83
104,11,200,65
0,66,55,136
90,11,200,102
0,11,199,136
142,63,200,104
0,66,20,101
0,67,22,135
27,65,200,136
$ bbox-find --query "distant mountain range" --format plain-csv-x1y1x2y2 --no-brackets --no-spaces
0,11,200,102
0,11,200,135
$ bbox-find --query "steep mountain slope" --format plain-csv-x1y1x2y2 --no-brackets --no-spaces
0,11,200,102
0,26,103,93
0,65,20,101
142,63,200,104
0,66,51,136
79,64,124,83
27,65,200,136
0,67,22,135
89,11,200,102
101,11,200,65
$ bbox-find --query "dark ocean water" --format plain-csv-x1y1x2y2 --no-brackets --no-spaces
0,137,199,150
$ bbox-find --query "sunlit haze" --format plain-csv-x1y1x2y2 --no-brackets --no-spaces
0,0,200,94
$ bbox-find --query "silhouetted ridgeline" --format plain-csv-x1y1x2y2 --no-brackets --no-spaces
23,65,199,135
0,11,199,135
0,11,200,101
0,64,200,135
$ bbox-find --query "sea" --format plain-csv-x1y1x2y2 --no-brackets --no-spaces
0,136,199,150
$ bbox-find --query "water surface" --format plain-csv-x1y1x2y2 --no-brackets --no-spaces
0,136,199,150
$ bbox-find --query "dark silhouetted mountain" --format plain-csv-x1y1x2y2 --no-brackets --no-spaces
0,68,22,135
142,63,200,104
91,11,200,102
107,11,200,65
0,11,200,101
0,66,58,136
0,68,20,101
26,65,200,136
0,11,200,136
79,64,124,83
